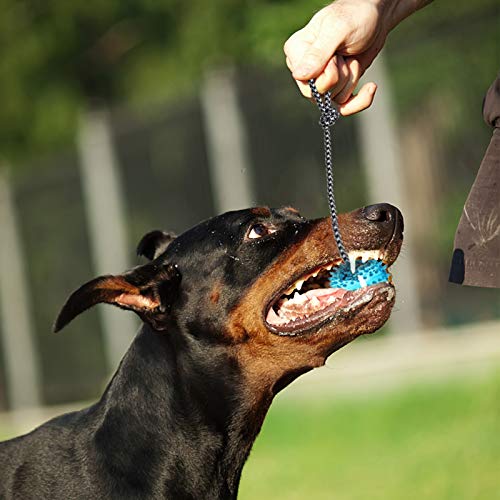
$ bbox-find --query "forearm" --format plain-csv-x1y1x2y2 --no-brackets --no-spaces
383,0,434,31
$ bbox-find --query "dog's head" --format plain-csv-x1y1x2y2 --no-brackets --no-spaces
55,204,402,391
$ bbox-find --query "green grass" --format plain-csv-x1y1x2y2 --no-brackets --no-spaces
239,374,500,500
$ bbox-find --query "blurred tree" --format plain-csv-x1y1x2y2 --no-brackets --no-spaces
1,0,496,164
0,0,183,161
0,0,324,163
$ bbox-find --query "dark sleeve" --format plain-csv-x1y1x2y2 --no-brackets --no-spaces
449,72,500,288
483,73,500,129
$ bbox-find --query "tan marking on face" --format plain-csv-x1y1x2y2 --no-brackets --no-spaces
225,213,400,396
250,207,272,217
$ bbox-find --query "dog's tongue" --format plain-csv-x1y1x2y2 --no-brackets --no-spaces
266,288,349,326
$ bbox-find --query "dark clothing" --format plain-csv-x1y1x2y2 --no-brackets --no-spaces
449,74,500,288
483,75,500,128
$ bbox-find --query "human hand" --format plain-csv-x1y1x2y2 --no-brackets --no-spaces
284,0,396,115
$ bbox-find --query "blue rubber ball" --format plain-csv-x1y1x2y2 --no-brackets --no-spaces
329,259,389,290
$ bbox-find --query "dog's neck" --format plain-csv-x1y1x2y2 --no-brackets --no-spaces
94,324,272,499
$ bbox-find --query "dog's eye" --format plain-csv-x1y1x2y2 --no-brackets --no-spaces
247,223,276,240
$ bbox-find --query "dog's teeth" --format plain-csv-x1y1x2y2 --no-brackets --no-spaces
290,292,305,304
349,255,357,274
361,254,369,263
324,264,332,271
295,280,304,291
358,275,367,288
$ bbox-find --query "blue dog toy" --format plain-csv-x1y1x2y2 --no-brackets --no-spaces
329,259,389,291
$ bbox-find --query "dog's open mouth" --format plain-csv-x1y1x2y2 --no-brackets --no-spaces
265,250,394,335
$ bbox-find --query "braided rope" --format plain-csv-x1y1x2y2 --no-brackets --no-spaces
309,79,348,263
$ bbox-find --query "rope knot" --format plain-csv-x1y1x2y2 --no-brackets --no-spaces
319,107,340,128
308,79,340,129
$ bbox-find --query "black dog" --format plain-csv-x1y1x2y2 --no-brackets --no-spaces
0,204,402,499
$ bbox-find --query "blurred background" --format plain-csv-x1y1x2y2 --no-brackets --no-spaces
0,0,498,498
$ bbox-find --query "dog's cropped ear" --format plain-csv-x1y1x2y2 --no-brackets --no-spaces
54,263,181,333
137,230,176,260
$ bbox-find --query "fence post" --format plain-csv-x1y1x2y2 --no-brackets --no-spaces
77,108,137,371
200,67,255,213
0,167,42,410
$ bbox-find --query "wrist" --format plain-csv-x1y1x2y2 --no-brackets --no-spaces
384,0,433,31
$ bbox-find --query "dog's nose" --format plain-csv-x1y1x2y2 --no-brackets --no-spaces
362,203,398,224
362,203,404,235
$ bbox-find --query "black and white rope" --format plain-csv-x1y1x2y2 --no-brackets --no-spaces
309,79,348,263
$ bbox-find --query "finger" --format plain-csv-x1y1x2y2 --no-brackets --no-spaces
333,58,362,104
284,28,315,73
293,56,347,100
296,79,312,99
287,55,313,98
338,82,377,116
292,21,345,80
315,56,344,95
